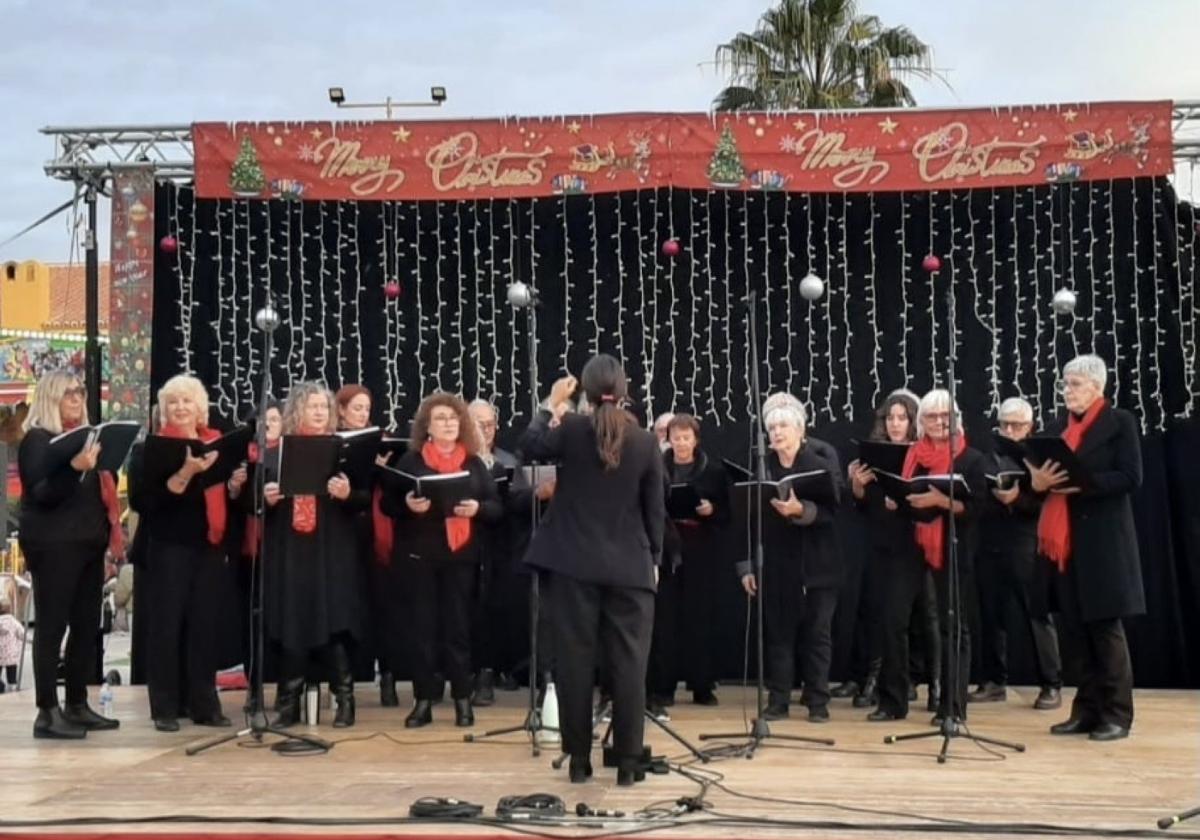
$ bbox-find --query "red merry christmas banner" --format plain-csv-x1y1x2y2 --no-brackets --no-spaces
193,100,1173,201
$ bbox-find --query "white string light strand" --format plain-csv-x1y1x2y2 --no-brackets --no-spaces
1149,178,1165,429
686,190,700,414
1129,181,1148,429
210,201,231,417
805,192,817,403
721,191,734,421
899,192,911,387
865,190,880,407
840,193,853,419
824,193,835,420
784,191,797,398
1106,181,1122,407
761,192,773,394
666,186,678,409
589,192,600,356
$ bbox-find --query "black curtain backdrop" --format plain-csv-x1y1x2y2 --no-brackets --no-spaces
152,180,1200,688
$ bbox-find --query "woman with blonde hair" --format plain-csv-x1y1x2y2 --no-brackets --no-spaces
381,392,502,729
18,370,123,738
263,382,370,728
139,373,238,732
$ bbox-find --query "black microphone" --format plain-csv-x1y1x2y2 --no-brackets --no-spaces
576,803,625,818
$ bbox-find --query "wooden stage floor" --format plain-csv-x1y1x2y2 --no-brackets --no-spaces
0,684,1196,839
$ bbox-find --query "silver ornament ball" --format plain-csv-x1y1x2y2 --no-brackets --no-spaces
799,273,825,301
506,281,536,308
254,305,281,332
1052,288,1077,316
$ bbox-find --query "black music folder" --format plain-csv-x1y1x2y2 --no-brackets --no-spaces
143,424,252,488
873,471,971,523
1019,436,1094,491
854,439,911,476
666,483,704,520
381,466,475,516
47,421,142,473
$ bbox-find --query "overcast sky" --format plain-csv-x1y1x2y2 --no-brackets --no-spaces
2,0,1197,262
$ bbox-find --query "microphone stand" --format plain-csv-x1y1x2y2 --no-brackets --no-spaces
698,290,833,756
189,299,329,756
464,287,556,756
882,260,1023,763
1159,806,1200,830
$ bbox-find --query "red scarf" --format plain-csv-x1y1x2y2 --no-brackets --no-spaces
1037,398,1106,572
291,426,324,535
160,422,227,546
241,438,279,558
902,432,966,570
63,419,124,558
421,440,471,552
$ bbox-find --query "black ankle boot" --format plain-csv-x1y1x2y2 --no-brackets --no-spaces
616,757,645,786
569,754,593,783
33,706,87,740
454,697,474,727
272,675,305,728
379,672,399,708
328,642,356,728
405,699,433,728
473,668,496,707
63,702,120,730
926,680,942,713
853,659,881,709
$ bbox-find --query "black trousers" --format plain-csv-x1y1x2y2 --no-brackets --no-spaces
548,573,653,762
405,559,476,701
932,560,973,721
146,540,223,722
646,560,682,699
879,551,942,718
763,563,837,710
678,532,723,694
372,561,408,679
1054,570,1134,729
908,570,941,685
845,547,887,683
26,543,105,710
977,546,1062,688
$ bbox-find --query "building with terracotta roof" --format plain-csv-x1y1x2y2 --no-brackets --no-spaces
1,259,111,334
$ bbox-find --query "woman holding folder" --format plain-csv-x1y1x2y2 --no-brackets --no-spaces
380,393,501,728
871,388,987,725
738,395,842,723
649,413,731,709
1026,354,1143,741
17,370,124,738
263,382,369,728
139,374,235,731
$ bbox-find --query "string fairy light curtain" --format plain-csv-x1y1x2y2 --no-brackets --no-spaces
153,178,1197,433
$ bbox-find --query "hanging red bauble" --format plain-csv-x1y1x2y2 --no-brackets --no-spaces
384,281,402,300
661,238,681,257
921,254,942,273
159,235,179,254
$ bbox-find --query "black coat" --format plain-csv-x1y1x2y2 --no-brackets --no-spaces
738,438,844,589
17,427,110,552
908,445,989,571
380,448,503,566
520,410,665,593
977,451,1044,580
1044,404,1145,621
664,449,732,571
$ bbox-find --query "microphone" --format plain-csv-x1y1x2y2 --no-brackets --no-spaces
576,803,625,818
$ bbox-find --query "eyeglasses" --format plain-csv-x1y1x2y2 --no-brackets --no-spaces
1054,379,1090,394
430,414,460,424
62,386,86,399
923,412,951,422
998,420,1032,430
476,421,497,431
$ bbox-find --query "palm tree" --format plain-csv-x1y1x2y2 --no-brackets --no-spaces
714,0,939,111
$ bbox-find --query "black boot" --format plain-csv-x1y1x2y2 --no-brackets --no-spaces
616,757,646,786
328,642,356,728
762,690,790,720
33,706,87,740
405,699,433,728
379,672,399,708
63,702,120,730
272,675,305,728
853,658,881,709
569,753,593,783
473,668,496,707
829,680,859,699
454,697,474,727
926,679,942,713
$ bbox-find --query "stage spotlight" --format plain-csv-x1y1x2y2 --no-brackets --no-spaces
328,87,346,105
430,86,447,103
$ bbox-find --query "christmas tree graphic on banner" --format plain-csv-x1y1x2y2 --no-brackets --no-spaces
230,136,267,197
708,123,746,188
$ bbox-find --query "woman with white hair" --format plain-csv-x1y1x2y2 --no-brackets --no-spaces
738,394,843,723
263,382,370,728
872,388,987,725
140,373,236,732
1026,354,1143,742
18,370,123,738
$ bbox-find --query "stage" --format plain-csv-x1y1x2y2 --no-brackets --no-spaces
0,685,1195,839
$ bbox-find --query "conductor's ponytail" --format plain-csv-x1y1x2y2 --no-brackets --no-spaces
581,354,631,470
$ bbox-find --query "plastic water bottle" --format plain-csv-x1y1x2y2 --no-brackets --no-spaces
540,681,560,744
99,681,114,718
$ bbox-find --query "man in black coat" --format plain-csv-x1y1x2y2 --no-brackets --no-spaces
1027,354,1144,742
970,397,1062,710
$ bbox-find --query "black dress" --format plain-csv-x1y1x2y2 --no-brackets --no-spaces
647,449,731,703
380,448,502,702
